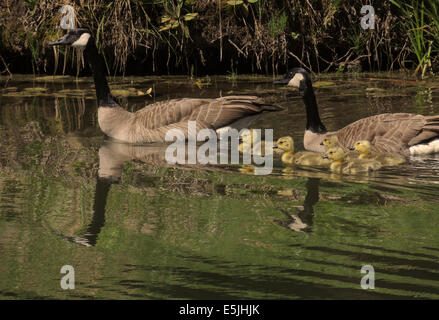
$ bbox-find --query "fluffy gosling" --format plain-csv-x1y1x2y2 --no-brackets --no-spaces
350,140,405,166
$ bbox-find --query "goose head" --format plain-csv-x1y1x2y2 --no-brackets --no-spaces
274,68,326,135
48,28,92,49
320,135,339,148
350,140,371,154
324,147,345,162
274,136,294,153
273,68,311,94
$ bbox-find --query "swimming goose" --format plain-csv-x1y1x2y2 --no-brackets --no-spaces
274,136,330,166
274,68,439,156
350,140,406,166
48,29,281,143
324,147,382,174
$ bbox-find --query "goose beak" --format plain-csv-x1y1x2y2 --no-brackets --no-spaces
273,144,279,149
273,78,290,85
349,146,355,151
320,142,324,146
323,154,329,159
48,34,71,46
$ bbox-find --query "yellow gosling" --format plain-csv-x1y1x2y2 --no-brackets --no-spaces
321,134,357,160
321,135,340,148
274,136,330,166
239,129,269,156
351,140,406,166
324,147,382,174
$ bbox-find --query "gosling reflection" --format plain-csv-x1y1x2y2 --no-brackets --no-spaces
279,178,320,233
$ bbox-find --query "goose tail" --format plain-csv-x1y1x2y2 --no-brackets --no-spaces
408,115,439,146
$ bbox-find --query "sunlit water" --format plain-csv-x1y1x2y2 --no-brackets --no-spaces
1,73,439,299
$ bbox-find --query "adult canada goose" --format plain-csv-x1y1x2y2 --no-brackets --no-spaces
324,147,382,174
350,140,406,166
274,68,439,156
48,29,281,143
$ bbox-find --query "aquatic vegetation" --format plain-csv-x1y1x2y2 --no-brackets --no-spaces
390,0,439,77
312,81,336,88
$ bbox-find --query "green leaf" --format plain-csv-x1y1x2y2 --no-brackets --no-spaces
161,15,171,23
227,0,243,6
183,13,198,21
291,32,300,40
247,0,258,3
159,24,172,32
171,21,180,28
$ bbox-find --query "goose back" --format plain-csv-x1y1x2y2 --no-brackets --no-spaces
98,96,275,143
335,113,439,155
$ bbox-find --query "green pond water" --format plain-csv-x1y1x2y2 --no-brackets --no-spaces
1,73,439,299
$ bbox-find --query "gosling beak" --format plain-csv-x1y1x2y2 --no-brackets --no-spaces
323,154,329,159
273,144,279,149
273,78,290,85
349,146,355,151
320,142,324,146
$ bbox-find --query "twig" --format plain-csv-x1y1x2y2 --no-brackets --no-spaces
0,54,12,76
228,39,245,56
287,51,314,74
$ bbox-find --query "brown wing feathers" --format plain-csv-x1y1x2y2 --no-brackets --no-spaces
335,113,439,154
409,115,439,146
107,96,275,143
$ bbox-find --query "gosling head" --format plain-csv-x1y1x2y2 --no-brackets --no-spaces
320,135,339,148
273,136,294,153
48,28,92,49
239,129,260,144
350,140,371,154
324,147,345,162
273,68,311,93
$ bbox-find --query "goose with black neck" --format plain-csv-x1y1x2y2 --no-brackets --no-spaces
274,68,439,156
49,29,281,144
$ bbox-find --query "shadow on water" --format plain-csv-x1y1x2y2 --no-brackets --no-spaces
1,74,439,299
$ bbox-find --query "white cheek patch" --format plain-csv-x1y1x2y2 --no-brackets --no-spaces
72,33,91,48
288,73,304,88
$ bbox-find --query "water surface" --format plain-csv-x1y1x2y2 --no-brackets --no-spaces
1,73,439,299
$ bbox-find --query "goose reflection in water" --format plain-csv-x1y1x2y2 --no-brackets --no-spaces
278,178,320,233
56,138,241,247
53,138,439,246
